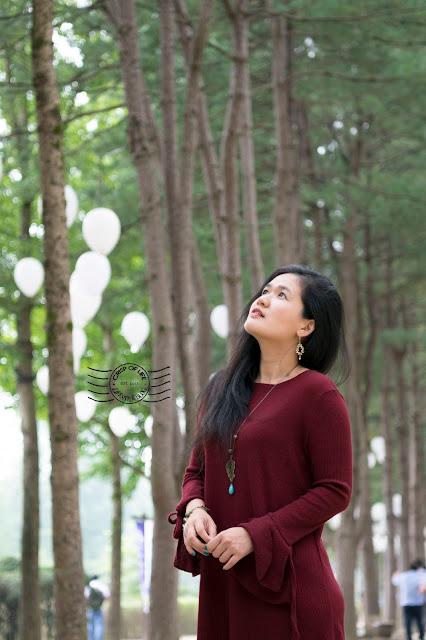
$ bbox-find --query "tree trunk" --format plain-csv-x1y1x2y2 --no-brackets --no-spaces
299,103,322,271
381,246,397,625
238,0,263,291
176,0,258,359
174,0,222,385
8,60,42,640
191,235,212,388
269,8,301,265
159,0,214,452
408,342,424,559
16,294,42,640
220,0,245,352
102,1,181,637
32,1,87,638
382,348,397,625
393,343,409,571
360,211,380,622
109,432,122,640
338,207,369,640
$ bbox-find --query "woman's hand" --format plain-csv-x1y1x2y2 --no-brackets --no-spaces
206,527,254,570
183,511,218,557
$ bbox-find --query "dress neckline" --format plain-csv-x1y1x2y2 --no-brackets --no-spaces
253,368,314,387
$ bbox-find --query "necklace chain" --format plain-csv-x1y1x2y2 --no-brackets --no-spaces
225,363,300,495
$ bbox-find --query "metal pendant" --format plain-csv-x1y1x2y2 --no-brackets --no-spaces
225,457,235,483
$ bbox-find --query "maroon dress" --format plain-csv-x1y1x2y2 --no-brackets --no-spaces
168,369,353,640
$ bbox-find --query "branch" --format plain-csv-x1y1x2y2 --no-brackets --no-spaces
222,0,235,20
63,102,126,124
0,8,30,21
291,69,418,84
243,5,426,23
119,455,147,478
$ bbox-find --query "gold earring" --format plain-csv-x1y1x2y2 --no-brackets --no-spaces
296,339,304,361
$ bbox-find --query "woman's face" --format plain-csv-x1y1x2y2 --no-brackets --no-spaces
244,273,315,343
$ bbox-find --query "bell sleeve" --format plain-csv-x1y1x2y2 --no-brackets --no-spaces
167,411,206,576
232,388,353,603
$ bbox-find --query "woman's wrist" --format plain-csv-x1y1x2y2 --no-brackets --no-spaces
186,498,205,513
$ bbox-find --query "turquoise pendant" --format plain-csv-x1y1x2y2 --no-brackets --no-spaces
229,484,234,495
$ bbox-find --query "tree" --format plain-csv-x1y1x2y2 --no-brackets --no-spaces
31,0,86,637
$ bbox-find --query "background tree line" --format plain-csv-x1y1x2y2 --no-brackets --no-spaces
0,0,425,639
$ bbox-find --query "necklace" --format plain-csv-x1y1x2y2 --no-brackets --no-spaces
225,363,300,495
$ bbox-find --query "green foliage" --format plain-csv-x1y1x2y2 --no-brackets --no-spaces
0,557,54,640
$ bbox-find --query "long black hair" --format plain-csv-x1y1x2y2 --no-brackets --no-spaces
189,264,351,473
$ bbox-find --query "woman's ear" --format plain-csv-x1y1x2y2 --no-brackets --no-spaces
300,319,315,337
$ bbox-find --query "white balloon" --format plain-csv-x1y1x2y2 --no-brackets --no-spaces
72,328,87,361
141,445,152,477
36,365,49,395
144,415,153,438
65,185,79,228
74,251,111,296
392,493,402,517
75,391,96,422
210,304,228,338
108,406,136,437
70,272,102,328
82,207,121,256
370,436,385,463
177,406,186,435
367,452,376,469
37,185,78,226
371,502,386,522
372,534,387,553
14,257,44,297
327,514,341,531
121,312,150,350
73,356,81,375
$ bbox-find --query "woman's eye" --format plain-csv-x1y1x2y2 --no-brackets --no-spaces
262,288,286,298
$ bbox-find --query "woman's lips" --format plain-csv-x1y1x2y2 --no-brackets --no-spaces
251,310,263,317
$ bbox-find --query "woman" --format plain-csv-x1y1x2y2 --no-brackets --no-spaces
168,264,353,640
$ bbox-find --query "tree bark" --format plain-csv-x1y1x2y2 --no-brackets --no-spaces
393,340,409,572
32,0,86,638
8,56,42,640
101,1,181,637
109,432,122,640
175,0,262,358
220,0,245,352
360,211,380,622
174,0,222,384
16,293,42,640
338,209,364,640
299,102,321,269
380,242,398,625
191,235,212,388
381,343,396,623
269,6,301,265
337,128,378,640
408,341,424,559
238,0,264,291
159,0,214,456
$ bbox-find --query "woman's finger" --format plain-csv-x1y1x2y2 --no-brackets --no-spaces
221,552,237,570
185,523,208,556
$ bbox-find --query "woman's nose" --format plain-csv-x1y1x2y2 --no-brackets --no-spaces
256,294,268,307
